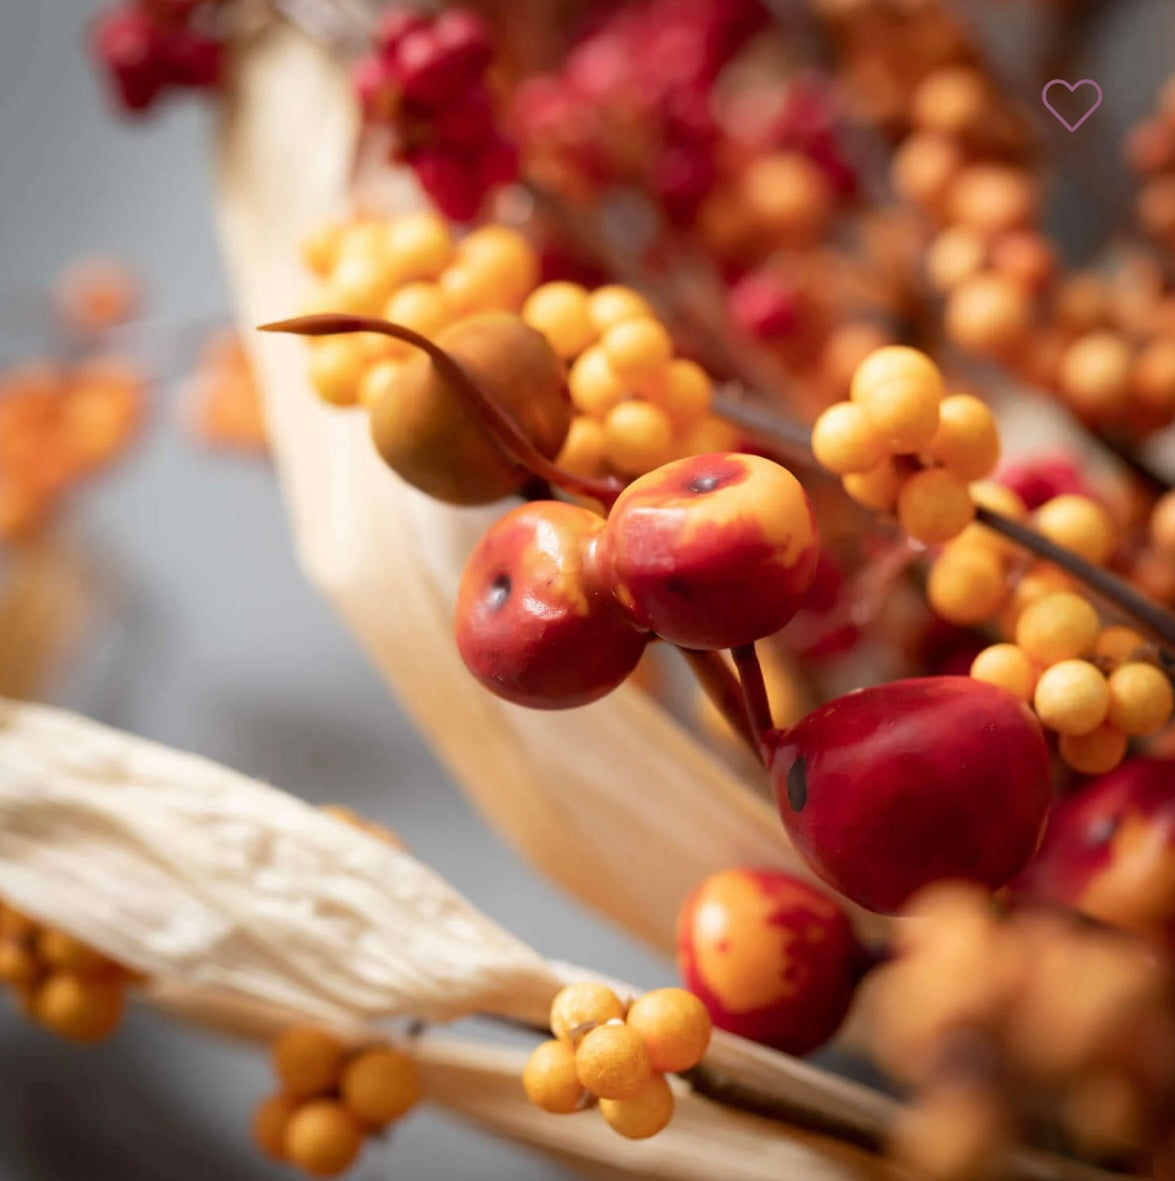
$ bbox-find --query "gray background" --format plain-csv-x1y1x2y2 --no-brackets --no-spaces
0,2,1170,1179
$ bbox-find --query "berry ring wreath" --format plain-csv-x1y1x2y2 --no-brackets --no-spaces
6,1,1175,1180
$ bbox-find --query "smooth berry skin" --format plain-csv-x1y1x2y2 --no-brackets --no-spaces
676,868,863,1055
407,147,482,222
604,452,819,651
997,454,1089,511
1014,758,1175,948
91,6,167,113
456,502,649,710
432,9,493,77
162,30,222,88
772,677,1053,914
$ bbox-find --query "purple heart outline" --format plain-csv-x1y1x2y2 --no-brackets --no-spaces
1041,78,1103,132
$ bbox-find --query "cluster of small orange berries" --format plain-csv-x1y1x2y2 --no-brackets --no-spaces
0,900,138,1044
1128,77,1175,251
299,212,538,409
0,357,145,542
522,982,711,1140
521,281,734,479
812,345,998,544
182,330,267,453
253,1026,421,1177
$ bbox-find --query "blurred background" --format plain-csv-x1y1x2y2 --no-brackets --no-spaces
0,1,1170,1179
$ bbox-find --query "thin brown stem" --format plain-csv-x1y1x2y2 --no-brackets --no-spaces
732,644,772,766
680,648,760,760
259,314,626,508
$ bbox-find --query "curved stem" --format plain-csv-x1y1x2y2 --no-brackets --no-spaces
732,644,772,767
681,648,760,760
260,314,625,508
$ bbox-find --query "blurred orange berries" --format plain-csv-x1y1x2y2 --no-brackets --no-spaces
182,331,268,453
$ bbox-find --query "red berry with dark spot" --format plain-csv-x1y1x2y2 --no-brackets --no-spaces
456,502,649,709
772,677,1052,913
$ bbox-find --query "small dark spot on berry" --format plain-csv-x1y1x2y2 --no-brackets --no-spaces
487,573,511,611
787,757,807,813
1086,813,1119,846
688,472,724,494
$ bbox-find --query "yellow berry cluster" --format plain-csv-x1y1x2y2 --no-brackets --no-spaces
812,345,999,543
253,1026,422,1177
523,982,711,1140
521,282,735,479
300,214,539,409
0,899,136,1044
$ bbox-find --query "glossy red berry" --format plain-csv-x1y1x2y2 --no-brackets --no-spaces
1014,758,1175,948
676,868,864,1055
456,502,649,709
772,677,1052,914
91,6,167,113
603,452,819,650
161,30,222,89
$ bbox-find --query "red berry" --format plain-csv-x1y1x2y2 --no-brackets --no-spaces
392,29,456,107
455,502,649,709
476,136,520,191
728,273,799,341
432,9,493,77
375,7,431,57
603,452,819,650
161,30,222,88
431,84,497,146
996,454,1090,511
353,54,398,120
407,147,482,222
772,677,1053,913
1014,758,1175,948
91,6,167,113
676,868,863,1055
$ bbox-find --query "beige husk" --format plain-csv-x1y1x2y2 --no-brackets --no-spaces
213,18,886,964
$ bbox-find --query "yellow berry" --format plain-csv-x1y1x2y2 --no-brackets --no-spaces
850,346,944,452
1015,591,1100,665
253,1094,299,1161
273,1027,348,1100
334,221,388,268
32,972,124,1044
680,414,740,455
340,1047,421,1127
1058,332,1133,421
601,318,674,381
1107,663,1174,736
651,358,712,426
522,1039,586,1114
897,468,975,543
1094,626,1147,668
927,546,1008,625
550,983,626,1042
625,989,712,1074
576,1023,653,1100
843,459,903,512
569,348,627,418
523,282,598,359
1059,724,1128,775
599,1074,675,1140
945,273,1032,358
456,226,539,307
383,282,451,345
308,338,366,407
328,255,397,316
926,394,1000,480
970,644,1038,701
1036,495,1115,566
439,264,498,316
357,358,403,411
958,482,1027,562
283,1100,365,1178
385,211,454,282
0,939,39,988
1034,660,1111,736
604,401,674,475
811,402,886,475
36,928,109,974
302,223,345,276
588,285,654,332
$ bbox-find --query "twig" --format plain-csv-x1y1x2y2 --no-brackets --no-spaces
731,644,773,765
680,648,760,760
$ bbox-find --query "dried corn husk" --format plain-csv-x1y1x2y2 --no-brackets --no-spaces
213,18,886,957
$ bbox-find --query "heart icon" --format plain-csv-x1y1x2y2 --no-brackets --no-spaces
1041,78,1103,132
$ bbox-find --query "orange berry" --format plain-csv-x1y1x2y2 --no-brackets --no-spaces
523,282,597,360
850,346,943,453
679,414,740,455
1015,591,1100,665
625,988,711,1074
741,152,833,246
36,929,110,974
522,1039,586,1114
897,469,975,544
0,940,39,988
1059,724,1128,776
384,211,454,282
283,1100,365,1178
587,285,653,332
253,1093,299,1161
912,67,987,137
456,226,538,308
843,460,902,512
550,983,626,1042
926,226,987,293
891,133,963,214
925,394,1000,481
356,358,404,411
340,1047,421,1127
556,415,606,478
302,223,345,276
927,547,1008,625
32,972,124,1044
1150,491,1175,555
568,348,626,418
382,282,451,345
575,1023,653,1100
273,1027,348,1100
308,338,366,408
1036,495,1115,565
1094,626,1147,667
0,904,36,941
328,255,397,317
1058,332,1133,421
651,359,712,426
599,1074,675,1140
1106,663,1174,736
601,318,674,381
1034,660,1111,736
604,401,674,475
947,165,1038,236
945,273,1032,358
970,644,1038,702
811,402,886,475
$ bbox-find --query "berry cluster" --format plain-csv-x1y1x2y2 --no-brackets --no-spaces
523,982,710,1140
0,901,137,1044
253,1026,421,1177
812,345,998,543
675,868,861,1054
524,282,735,479
1128,77,1175,252
89,1,223,115
456,452,819,707
873,884,1175,1179
352,8,515,222
0,356,145,543
181,330,267,454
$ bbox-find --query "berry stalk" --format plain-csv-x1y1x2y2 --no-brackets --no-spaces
731,644,773,766
260,314,625,507
680,648,760,761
